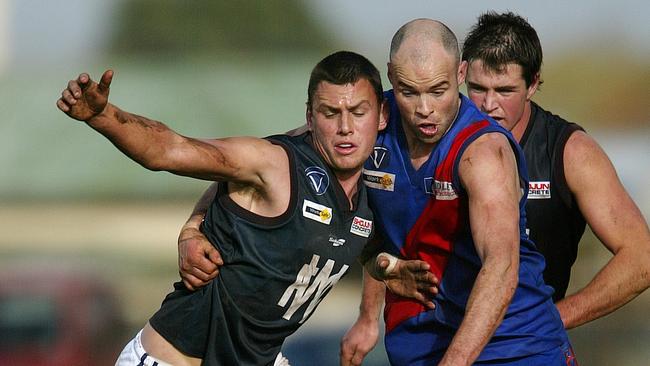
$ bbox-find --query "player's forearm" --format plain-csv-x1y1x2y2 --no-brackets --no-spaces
556,244,650,329
357,269,386,322
439,259,517,366
86,103,189,171
192,183,219,217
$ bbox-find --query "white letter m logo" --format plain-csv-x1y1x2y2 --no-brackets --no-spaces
277,254,348,323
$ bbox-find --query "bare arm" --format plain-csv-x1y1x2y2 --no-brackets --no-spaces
555,131,650,329
439,133,520,366
178,182,223,290
56,70,286,186
340,269,386,366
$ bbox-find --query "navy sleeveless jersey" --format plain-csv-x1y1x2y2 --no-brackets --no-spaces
149,133,374,365
521,102,586,300
362,91,567,363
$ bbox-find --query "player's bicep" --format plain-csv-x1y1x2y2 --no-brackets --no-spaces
170,136,286,186
564,132,648,253
459,133,520,262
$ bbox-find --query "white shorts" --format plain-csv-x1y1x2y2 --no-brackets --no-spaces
115,329,172,366
274,352,291,366
115,329,290,366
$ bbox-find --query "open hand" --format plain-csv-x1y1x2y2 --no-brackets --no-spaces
378,254,439,309
56,70,113,121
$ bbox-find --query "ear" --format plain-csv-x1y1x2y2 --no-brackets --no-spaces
387,62,396,86
378,98,389,131
457,60,468,84
526,72,540,101
305,104,314,130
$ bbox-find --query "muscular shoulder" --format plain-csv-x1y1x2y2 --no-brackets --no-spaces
461,132,513,165
459,132,517,189
563,130,615,191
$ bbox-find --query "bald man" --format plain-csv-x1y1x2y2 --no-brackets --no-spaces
341,19,575,365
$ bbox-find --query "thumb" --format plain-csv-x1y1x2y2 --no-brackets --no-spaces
377,256,390,270
98,69,114,92
377,252,398,275
205,245,224,266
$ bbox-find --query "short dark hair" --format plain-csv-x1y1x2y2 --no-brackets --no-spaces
462,11,543,87
307,51,383,109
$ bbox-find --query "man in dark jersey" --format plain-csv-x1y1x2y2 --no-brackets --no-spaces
461,11,650,330
56,51,432,366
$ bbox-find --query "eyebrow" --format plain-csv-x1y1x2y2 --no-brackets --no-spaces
467,81,517,91
317,100,371,111
398,80,449,90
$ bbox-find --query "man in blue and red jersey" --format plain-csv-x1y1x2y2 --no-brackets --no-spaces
340,19,574,365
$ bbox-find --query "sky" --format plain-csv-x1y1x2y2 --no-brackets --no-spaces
306,0,650,62
2,0,649,72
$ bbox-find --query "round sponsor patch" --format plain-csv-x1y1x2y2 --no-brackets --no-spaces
305,166,329,195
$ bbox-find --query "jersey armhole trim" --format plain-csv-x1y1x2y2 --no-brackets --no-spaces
554,123,585,209
216,140,297,227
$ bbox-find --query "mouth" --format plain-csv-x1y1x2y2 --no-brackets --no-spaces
418,123,438,137
334,142,357,155
488,114,504,122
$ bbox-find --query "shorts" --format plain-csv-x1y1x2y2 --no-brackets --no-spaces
115,329,291,366
475,340,578,366
115,329,173,366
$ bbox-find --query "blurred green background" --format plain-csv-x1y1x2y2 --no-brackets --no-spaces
1,1,648,365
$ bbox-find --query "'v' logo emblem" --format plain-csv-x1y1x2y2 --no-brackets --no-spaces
305,166,329,195
371,147,389,169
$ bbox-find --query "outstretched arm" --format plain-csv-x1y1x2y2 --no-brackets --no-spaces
439,133,521,366
178,182,222,290
555,131,650,329
174,122,313,290
56,70,286,185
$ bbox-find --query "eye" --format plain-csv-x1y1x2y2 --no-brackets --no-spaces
322,109,337,118
467,84,486,93
401,89,414,97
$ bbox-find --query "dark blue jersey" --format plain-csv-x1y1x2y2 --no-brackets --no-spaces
149,133,374,365
363,91,567,363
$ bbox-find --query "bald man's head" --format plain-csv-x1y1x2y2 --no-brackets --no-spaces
389,18,460,66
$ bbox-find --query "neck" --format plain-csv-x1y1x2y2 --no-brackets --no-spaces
404,134,435,170
335,170,361,209
511,100,533,143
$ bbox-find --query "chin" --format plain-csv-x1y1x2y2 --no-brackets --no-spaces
333,160,364,174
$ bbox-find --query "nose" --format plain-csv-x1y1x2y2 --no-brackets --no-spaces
338,112,353,135
415,94,433,117
482,90,498,113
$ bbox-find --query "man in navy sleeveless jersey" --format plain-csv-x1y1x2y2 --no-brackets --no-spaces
56,51,431,366
462,11,649,330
